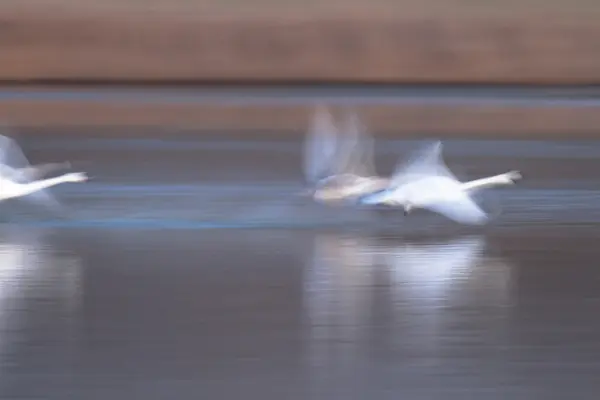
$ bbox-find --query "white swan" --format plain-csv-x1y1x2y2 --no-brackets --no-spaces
0,134,88,206
303,107,389,204
0,172,88,201
359,141,521,225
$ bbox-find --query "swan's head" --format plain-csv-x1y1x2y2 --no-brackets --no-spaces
403,202,413,216
63,172,88,183
507,170,522,183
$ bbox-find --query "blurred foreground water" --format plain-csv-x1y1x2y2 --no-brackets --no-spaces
0,132,599,398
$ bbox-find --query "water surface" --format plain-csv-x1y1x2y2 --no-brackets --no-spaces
0,132,599,399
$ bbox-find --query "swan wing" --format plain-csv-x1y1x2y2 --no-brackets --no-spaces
0,125,18,165
329,113,361,177
0,132,63,209
0,133,46,182
0,132,31,170
0,135,11,166
422,192,488,225
390,141,457,189
338,111,376,178
0,134,63,180
303,107,339,185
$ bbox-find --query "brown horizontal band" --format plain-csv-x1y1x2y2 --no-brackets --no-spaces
1,4,600,84
2,101,599,137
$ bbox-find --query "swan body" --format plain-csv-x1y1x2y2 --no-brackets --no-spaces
312,174,389,203
359,141,521,225
0,133,88,208
303,107,389,204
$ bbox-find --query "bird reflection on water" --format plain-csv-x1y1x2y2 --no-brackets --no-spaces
0,128,598,397
0,227,82,399
303,232,516,395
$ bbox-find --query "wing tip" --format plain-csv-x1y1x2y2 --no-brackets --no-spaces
431,140,443,153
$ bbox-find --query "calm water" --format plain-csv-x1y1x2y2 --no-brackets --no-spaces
1,132,600,399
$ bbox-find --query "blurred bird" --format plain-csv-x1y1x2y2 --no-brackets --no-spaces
359,141,521,225
0,133,88,213
302,106,389,204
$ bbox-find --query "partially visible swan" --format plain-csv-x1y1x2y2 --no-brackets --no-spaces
0,134,88,208
0,132,71,182
359,141,521,225
302,107,389,204
0,171,88,201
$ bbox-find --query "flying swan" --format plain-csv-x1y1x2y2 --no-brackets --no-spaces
0,134,88,207
358,141,521,225
302,106,389,204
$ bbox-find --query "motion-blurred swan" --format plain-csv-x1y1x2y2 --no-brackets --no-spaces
0,134,87,207
359,141,521,225
302,107,388,204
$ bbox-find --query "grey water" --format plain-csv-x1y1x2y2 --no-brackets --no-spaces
0,129,599,399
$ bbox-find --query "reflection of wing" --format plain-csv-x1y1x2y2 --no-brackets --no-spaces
423,194,487,225
401,237,484,274
339,111,376,178
303,107,339,185
390,141,457,188
387,236,484,301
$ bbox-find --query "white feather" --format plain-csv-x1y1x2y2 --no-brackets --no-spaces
362,140,520,225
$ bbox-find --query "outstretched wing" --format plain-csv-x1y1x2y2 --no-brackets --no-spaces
390,141,457,189
0,124,16,165
337,111,376,178
0,132,31,171
0,136,11,166
422,192,488,225
303,106,339,185
0,131,64,210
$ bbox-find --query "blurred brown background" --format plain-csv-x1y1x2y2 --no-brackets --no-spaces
1,1,600,132
3,0,600,83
